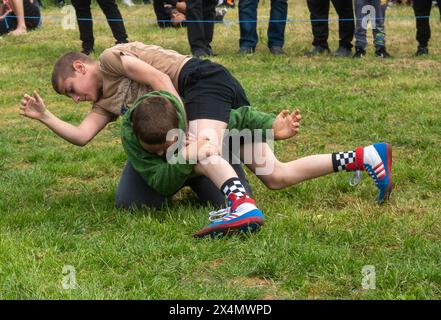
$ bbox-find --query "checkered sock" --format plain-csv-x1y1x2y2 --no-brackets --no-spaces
332,150,358,172
332,147,366,172
221,177,249,205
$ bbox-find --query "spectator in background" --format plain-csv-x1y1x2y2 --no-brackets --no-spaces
153,0,186,28
185,0,218,57
305,0,355,57
238,0,287,55
71,0,128,55
353,0,391,58
413,0,439,55
0,0,41,36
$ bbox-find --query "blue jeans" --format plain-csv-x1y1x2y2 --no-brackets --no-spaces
238,0,287,49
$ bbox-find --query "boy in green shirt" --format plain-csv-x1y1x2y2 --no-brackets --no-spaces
122,91,393,238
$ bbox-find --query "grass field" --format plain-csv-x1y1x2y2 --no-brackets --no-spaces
0,0,440,299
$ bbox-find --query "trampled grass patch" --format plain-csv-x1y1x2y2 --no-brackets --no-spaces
0,1,440,299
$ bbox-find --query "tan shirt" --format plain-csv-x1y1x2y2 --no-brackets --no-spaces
92,42,191,120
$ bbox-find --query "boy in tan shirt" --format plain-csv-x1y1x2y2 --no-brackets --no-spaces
19,41,281,211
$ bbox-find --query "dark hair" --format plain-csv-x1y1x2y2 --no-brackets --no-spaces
131,96,179,145
51,52,94,94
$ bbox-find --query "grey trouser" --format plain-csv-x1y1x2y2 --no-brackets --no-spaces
354,0,387,49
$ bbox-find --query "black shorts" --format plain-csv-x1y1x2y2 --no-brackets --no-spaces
178,58,250,122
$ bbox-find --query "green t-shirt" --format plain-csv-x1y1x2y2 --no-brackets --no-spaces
121,90,276,196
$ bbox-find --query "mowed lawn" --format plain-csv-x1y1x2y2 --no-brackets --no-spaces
0,1,440,299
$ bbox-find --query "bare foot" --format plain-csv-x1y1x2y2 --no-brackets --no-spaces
10,27,27,36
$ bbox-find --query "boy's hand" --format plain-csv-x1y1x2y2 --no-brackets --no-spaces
176,1,186,13
272,108,302,140
20,91,48,121
181,138,219,162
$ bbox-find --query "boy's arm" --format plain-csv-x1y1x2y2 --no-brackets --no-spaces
119,55,184,109
228,107,301,140
20,91,111,146
228,107,277,136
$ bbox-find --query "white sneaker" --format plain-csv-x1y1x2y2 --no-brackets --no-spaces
122,0,135,7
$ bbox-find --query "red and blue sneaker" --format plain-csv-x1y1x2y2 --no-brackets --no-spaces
193,197,265,238
352,142,393,204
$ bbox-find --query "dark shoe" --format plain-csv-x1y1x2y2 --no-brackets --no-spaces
238,47,255,54
353,47,366,58
269,46,285,55
81,48,94,56
192,49,209,58
304,45,330,56
206,48,218,56
116,39,128,45
332,46,352,57
375,47,392,58
415,46,429,56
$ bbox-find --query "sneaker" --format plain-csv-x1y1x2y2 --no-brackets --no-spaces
304,45,330,57
415,46,429,56
192,49,209,58
206,48,218,56
356,143,393,204
353,47,366,58
122,0,135,6
238,47,255,54
375,47,392,58
193,197,265,238
269,46,285,55
332,46,352,57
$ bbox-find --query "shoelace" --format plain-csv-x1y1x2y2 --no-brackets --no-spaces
349,170,363,187
208,207,231,222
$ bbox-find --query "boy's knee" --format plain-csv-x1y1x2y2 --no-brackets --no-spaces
261,163,285,190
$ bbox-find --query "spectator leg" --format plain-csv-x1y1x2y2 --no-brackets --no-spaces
332,0,354,49
97,0,128,44
71,0,94,51
267,0,287,49
238,0,259,49
307,0,330,49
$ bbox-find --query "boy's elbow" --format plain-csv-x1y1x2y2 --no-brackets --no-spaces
74,135,93,147
73,139,89,147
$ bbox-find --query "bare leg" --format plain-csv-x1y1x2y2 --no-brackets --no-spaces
241,142,334,190
194,155,238,189
9,0,27,35
189,119,240,185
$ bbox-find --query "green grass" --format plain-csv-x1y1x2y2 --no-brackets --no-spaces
0,1,440,299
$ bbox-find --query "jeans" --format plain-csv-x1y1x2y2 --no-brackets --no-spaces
115,162,252,210
354,0,387,49
238,0,288,49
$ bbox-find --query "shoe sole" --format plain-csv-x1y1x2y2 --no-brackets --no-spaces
193,216,265,238
384,143,393,202
379,143,393,204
